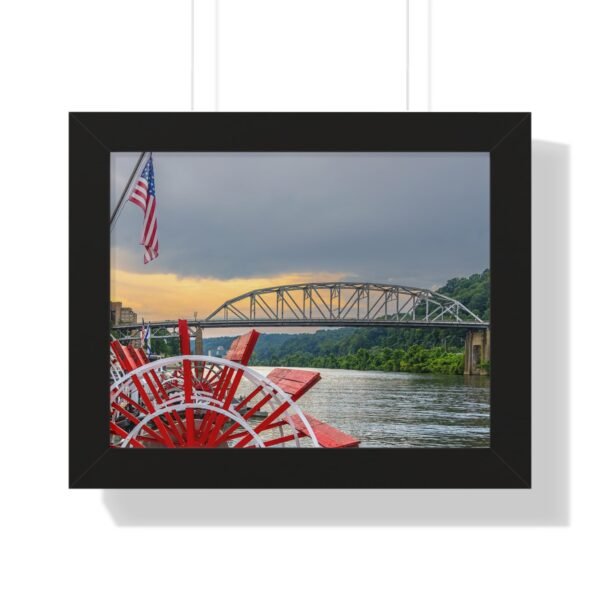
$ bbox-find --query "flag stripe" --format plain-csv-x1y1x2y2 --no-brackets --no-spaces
146,218,157,249
142,198,156,244
131,190,147,204
144,219,157,251
129,197,146,210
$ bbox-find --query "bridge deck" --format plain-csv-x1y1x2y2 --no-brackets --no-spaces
113,318,489,332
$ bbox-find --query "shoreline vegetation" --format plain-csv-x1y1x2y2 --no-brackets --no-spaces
153,270,490,376
250,345,466,375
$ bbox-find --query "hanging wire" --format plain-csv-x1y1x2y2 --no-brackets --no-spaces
191,0,195,110
406,0,410,110
215,0,219,111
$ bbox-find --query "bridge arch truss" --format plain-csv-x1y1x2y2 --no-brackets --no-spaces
205,282,485,328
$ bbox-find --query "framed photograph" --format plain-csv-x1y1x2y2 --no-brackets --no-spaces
69,112,530,488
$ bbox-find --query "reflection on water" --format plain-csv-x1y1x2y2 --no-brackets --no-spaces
252,366,490,448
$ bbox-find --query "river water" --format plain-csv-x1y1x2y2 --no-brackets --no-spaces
252,366,490,448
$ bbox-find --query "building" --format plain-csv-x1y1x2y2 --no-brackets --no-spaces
110,301,138,326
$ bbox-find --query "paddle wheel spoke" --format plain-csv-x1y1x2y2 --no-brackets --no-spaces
110,422,144,448
111,402,164,443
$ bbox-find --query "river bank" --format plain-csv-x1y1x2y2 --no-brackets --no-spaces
250,345,478,375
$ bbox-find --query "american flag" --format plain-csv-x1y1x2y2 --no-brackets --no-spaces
128,155,159,264
140,319,151,354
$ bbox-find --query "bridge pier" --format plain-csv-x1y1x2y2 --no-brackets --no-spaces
194,328,203,354
464,328,490,375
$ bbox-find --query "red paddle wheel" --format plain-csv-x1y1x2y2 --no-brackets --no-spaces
110,320,360,449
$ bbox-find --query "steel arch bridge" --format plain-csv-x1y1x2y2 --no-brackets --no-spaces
112,282,488,341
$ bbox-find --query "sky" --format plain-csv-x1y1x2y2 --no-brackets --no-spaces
111,152,489,333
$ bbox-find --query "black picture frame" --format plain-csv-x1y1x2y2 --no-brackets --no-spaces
69,112,531,489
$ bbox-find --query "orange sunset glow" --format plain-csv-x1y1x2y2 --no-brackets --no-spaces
110,268,349,322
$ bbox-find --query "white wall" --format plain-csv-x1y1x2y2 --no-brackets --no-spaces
2,1,597,598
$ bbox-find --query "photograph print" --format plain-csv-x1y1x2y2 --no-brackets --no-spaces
110,150,490,450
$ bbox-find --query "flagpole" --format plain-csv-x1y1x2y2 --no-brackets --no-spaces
110,151,147,232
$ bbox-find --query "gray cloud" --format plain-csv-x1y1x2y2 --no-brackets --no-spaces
111,152,489,289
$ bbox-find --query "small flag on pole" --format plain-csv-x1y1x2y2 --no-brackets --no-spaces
144,323,151,355
128,155,159,264
140,319,151,354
